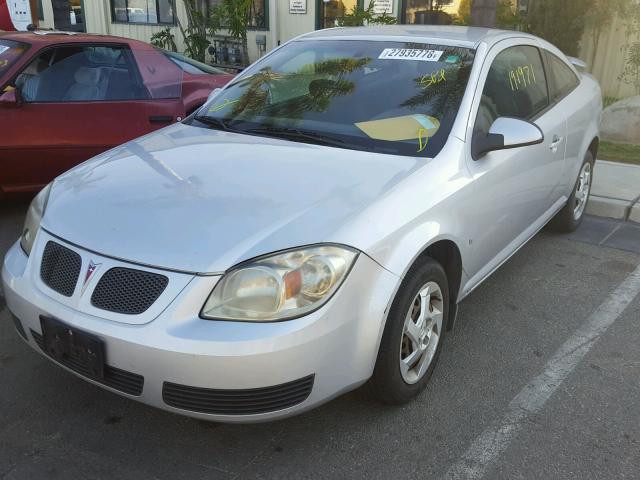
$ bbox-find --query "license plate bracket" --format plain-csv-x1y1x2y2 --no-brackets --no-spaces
40,316,105,379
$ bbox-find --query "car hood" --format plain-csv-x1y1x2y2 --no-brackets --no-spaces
44,123,423,273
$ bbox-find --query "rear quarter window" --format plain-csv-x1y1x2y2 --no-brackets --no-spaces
544,51,580,102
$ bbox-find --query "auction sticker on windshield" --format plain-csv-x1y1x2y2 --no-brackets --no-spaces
355,114,440,141
0,46,10,55
378,48,444,61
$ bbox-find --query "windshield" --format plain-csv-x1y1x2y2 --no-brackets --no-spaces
0,39,29,77
190,40,475,157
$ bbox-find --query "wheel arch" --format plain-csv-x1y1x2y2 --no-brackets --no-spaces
418,239,463,331
571,135,599,185
568,125,600,190
382,236,466,333
587,136,599,159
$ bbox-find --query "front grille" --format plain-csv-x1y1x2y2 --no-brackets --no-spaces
91,267,168,315
162,375,315,415
31,330,144,396
40,241,82,297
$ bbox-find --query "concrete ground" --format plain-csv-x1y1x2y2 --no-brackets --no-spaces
588,160,640,222
1,199,639,480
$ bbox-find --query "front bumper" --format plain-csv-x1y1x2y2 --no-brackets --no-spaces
2,232,399,423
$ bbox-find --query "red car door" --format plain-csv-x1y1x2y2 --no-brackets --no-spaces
0,42,184,193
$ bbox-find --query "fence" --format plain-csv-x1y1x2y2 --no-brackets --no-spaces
580,15,639,99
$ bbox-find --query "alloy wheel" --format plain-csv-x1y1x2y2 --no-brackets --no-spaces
573,162,592,220
399,281,444,384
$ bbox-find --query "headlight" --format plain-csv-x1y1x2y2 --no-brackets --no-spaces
20,183,52,256
201,245,358,322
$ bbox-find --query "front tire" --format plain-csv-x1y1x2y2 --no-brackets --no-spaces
366,257,449,405
549,150,595,233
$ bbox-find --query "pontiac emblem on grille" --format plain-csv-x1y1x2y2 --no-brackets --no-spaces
81,260,101,294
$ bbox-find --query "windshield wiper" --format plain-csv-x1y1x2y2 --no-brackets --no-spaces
243,126,355,150
193,115,240,133
193,119,363,151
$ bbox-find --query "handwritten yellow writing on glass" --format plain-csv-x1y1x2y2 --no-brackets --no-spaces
417,128,430,153
508,64,537,91
209,98,239,112
420,68,446,89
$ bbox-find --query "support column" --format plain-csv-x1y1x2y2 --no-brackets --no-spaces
29,0,38,27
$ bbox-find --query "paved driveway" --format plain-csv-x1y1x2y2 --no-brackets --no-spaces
1,199,639,480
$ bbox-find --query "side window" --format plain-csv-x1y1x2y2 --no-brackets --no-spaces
168,56,205,74
545,51,579,102
15,45,149,103
474,45,549,137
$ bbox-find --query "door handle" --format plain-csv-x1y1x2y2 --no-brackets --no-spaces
549,135,562,147
549,134,563,151
149,115,173,123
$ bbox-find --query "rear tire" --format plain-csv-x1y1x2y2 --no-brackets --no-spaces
365,257,449,405
549,150,595,233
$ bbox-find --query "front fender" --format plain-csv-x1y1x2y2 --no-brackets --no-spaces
332,137,473,302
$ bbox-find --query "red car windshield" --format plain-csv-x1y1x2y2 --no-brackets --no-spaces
0,39,29,76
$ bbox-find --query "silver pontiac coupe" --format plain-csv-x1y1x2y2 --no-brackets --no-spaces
2,26,601,422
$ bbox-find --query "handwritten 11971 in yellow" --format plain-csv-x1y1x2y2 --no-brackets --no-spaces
508,64,537,91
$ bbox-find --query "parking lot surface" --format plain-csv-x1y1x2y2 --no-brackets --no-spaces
1,198,639,480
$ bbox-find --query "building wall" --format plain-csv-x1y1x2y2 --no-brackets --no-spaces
273,0,316,46
38,0,55,28
36,0,637,100
83,1,190,52
36,0,409,63
36,1,190,51
254,0,404,57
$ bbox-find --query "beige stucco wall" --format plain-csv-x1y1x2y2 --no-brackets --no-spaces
36,0,410,63
83,1,189,52
37,0,55,28
36,0,189,51
38,0,639,101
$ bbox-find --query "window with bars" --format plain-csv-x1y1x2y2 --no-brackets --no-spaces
111,0,176,25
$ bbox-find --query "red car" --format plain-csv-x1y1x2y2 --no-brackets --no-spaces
0,31,234,194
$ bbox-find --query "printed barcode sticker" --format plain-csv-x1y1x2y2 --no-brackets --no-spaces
378,49,444,62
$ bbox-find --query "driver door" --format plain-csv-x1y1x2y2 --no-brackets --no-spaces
463,41,567,287
0,43,182,192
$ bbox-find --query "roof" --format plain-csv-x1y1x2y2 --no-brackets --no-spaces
299,25,539,49
0,30,153,49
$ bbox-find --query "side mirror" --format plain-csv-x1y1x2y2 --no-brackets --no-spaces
0,88,21,107
472,117,544,160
